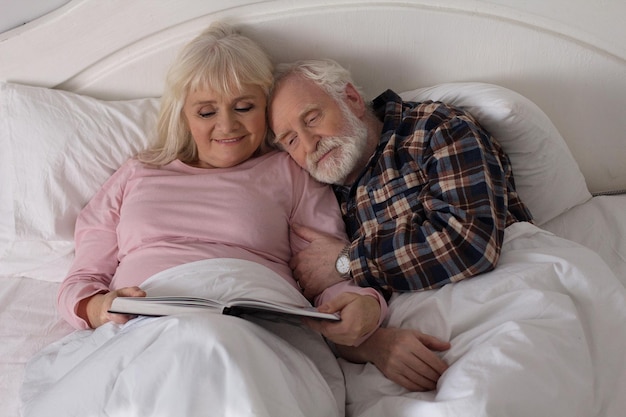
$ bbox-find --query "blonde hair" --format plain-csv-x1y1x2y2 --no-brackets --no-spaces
139,22,273,166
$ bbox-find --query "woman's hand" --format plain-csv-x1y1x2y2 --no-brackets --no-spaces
78,286,146,328
302,292,380,346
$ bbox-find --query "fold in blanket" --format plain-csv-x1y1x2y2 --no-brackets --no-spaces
20,259,346,417
342,222,626,417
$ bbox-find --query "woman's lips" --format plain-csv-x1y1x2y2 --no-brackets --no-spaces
213,136,244,144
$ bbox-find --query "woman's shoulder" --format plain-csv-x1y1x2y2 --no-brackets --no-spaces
123,157,188,174
115,157,155,176
256,150,306,174
104,157,169,185
260,150,334,196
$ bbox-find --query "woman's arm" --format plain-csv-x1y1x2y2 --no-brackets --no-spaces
288,162,387,346
57,160,136,329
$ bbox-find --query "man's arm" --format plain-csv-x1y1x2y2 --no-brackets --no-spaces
336,327,450,391
290,223,347,298
293,113,514,295
350,110,516,292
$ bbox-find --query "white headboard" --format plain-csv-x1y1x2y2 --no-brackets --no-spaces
1,0,624,194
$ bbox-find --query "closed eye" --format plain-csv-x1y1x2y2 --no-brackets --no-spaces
277,134,298,150
305,111,320,126
199,105,253,118
287,135,298,146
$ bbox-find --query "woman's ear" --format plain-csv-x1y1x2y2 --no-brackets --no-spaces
343,83,366,118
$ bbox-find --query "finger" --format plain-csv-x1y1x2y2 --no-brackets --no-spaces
383,350,442,391
394,370,437,392
317,293,356,313
384,359,438,392
117,286,146,297
108,312,136,325
408,346,449,378
408,354,445,383
419,333,452,352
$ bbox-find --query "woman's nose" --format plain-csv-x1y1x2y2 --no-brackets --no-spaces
216,111,238,133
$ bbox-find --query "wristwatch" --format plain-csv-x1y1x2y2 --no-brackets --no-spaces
335,244,351,278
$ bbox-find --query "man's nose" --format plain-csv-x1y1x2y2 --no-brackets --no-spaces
300,131,319,154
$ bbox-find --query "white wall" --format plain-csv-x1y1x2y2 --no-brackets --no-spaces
0,0,69,33
1,0,624,192
1,0,624,59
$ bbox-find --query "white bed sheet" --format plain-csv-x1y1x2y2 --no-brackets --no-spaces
0,276,71,417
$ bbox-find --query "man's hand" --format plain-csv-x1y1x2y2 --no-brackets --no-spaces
78,286,146,328
303,292,380,346
336,327,450,392
290,224,347,299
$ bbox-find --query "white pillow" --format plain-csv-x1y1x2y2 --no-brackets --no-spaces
0,81,591,280
400,82,591,226
0,82,160,281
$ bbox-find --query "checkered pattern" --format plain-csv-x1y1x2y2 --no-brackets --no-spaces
334,90,532,294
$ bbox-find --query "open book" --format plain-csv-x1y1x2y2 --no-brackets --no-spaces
108,295,341,321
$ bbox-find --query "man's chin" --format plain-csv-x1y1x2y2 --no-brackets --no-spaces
310,168,347,185
308,151,353,185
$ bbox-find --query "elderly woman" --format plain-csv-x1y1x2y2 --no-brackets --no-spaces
20,23,386,417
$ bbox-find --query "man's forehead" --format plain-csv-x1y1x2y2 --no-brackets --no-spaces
281,74,329,99
271,79,314,119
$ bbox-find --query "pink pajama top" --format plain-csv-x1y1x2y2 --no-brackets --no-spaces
58,151,386,330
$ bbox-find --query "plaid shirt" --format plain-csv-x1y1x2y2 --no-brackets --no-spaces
334,90,532,294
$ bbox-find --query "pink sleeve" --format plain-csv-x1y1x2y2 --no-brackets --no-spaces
287,160,387,344
57,160,133,329
314,281,388,346
286,162,348,254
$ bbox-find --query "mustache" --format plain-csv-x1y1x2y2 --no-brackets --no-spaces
307,137,345,168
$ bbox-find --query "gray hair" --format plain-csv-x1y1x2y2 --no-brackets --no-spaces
272,59,364,103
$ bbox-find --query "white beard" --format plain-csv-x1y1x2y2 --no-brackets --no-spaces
306,102,369,185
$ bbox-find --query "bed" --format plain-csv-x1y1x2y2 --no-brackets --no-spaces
1,1,625,416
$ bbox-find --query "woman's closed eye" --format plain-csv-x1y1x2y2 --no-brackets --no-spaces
199,105,253,118
235,105,254,113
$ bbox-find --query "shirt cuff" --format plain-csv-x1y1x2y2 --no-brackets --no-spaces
314,280,388,346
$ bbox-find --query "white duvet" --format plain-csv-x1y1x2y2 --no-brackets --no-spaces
18,222,626,417
342,222,626,417
20,259,346,417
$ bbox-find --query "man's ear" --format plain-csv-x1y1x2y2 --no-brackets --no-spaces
343,83,366,118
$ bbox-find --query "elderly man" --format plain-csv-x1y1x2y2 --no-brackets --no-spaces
268,59,533,391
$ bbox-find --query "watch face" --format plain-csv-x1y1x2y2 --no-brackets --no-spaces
336,255,351,275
